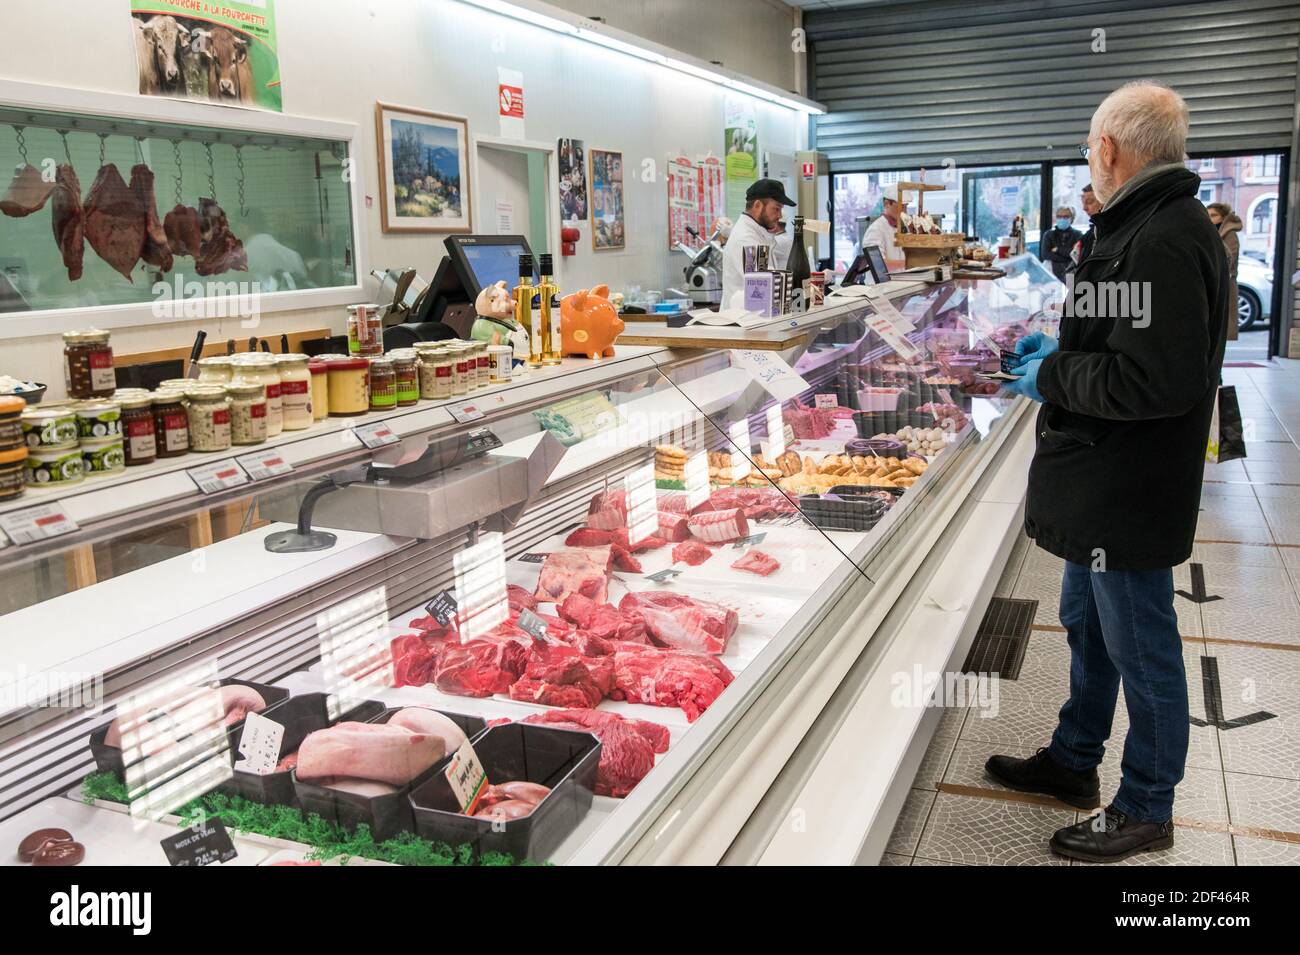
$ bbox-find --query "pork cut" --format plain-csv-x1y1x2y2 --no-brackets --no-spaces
386,706,468,755
163,204,201,257
586,489,627,530
657,511,690,542
295,720,444,786
619,591,738,655
84,164,146,280
195,197,248,275
731,550,781,576
50,164,84,281
0,163,55,217
104,684,266,750
688,507,750,543
129,163,173,272
534,545,612,604
608,645,735,722
671,540,714,566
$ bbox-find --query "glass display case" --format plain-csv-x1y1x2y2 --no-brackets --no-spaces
0,258,1062,866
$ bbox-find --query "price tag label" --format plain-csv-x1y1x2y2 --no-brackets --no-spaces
866,310,921,361
352,420,399,448
0,502,79,545
449,403,484,424
516,608,549,643
236,447,294,482
647,567,681,583
187,459,250,495
684,451,710,511
727,419,752,481
160,820,238,867
783,424,795,447
764,405,785,460
233,711,285,777
425,590,458,627
517,552,547,564
444,740,489,815
871,295,917,333
814,394,839,409
733,532,767,549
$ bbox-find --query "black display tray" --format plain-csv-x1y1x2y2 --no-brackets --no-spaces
798,486,901,532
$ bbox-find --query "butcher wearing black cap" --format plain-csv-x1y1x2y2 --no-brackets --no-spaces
720,177,796,309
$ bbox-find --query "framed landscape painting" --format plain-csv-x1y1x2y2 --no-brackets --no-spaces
376,103,471,233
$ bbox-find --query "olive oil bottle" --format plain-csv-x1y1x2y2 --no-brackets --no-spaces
514,254,541,368
538,253,561,365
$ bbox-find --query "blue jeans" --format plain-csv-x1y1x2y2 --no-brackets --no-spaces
1047,560,1189,822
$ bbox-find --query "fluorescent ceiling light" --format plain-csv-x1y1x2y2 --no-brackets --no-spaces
457,0,825,114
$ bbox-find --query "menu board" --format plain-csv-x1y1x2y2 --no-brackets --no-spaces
667,154,725,249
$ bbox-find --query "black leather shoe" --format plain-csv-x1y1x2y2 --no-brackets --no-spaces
1050,805,1175,862
985,747,1100,809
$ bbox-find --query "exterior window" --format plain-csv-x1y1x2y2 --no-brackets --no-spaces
1198,157,1217,172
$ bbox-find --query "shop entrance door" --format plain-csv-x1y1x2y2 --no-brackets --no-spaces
471,136,560,281
961,166,1042,248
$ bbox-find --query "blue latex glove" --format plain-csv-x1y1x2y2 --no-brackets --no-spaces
1011,332,1058,368
1001,358,1045,402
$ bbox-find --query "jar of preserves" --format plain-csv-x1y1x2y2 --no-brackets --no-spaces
63,330,115,399
0,395,25,452
0,446,27,501
368,356,397,411
120,395,157,466
82,436,126,476
75,400,122,440
325,358,370,416
389,350,419,406
309,360,329,421
347,304,384,356
225,381,268,445
186,386,232,452
151,391,190,458
197,356,235,383
230,354,283,437
274,354,313,430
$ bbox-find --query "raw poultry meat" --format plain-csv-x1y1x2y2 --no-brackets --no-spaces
508,641,612,709
586,489,627,530
386,706,468,755
688,507,750,543
0,163,55,217
608,646,735,722
657,511,690,542
671,540,714,566
83,164,146,281
534,545,612,604
522,709,669,797
732,550,781,576
129,163,173,272
195,197,248,275
163,204,201,257
295,720,444,786
558,592,649,644
50,164,84,281
619,591,738,655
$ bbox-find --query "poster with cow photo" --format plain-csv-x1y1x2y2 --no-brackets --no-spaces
131,1,282,112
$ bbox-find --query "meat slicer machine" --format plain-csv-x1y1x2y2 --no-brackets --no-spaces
669,225,725,308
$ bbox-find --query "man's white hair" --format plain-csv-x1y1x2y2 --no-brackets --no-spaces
1091,81,1189,164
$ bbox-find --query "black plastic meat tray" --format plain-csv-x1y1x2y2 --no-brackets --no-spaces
408,723,600,862
797,487,901,533
291,706,488,842
218,693,387,807
87,678,290,782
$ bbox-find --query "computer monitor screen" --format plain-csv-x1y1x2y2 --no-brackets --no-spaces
446,235,537,299
864,244,891,283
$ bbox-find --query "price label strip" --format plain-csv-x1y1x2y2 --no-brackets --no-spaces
425,590,459,627
449,403,485,424
160,820,238,867
187,459,250,495
351,420,399,449
516,608,550,643
517,552,548,564
866,308,921,361
444,740,490,816
233,711,285,777
0,502,79,545
732,532,767,549
236,447,294,482
646,567,681,584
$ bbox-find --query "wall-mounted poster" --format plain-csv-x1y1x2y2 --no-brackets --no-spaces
667,153,724,249
589,148,625,251
724,95,759,220
558,138,587,227
375,103,471,234
131,1,282,112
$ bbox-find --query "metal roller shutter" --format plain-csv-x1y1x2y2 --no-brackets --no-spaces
807,0,1300,171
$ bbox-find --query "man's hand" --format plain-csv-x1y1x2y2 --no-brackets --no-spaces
1001,358,1045,403
1012,332,1059,368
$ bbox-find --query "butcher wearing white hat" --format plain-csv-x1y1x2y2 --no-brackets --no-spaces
862,184,909,272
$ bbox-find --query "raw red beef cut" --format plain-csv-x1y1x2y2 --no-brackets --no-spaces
129,164,172,272
83,164,145,280
558,593,650,644
509,641,612,708
50,164,84,281
566,527,613,547
732,550,781,576
0,163,55,217
195,197,248,275
613,527,667,553
434,639,528,697
507,584,537,612
611,545,641,573
521,709,670,797
390,633,437,688
784,399,835,439
671,541,714,566
163,204,201,257
608,646,735,721
688,507,750,543
618,591,739,655
534,545,612,604
586,489,627,530
657,511,690,542
696,486,797,520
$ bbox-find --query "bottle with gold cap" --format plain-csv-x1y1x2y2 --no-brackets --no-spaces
538,253,561,366
514,253,541,368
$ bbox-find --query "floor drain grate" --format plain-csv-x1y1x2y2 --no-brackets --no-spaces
962,597,1037,680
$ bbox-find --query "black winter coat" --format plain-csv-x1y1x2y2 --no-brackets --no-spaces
1040,225,1083,280
1025,166,1229,571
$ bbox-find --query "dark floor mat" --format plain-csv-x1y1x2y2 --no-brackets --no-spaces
962,597,1037,679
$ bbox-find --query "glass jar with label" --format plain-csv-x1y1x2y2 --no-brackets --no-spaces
368,356,397,411
152,391,190,458
448,345,471,396
347,304,384,356
120,395,157,466
156,379,194,398
197,356,235,383
225,381,268,445
389,350,419,406
63,330,115,399
0,446,27,501
230,354,283,436
325,358,370,416
0,396,24,452
414,345,445,400
82,435,125,476
75,400,122,440
488,345,514,383
186,386,232,452
273,354,314,430
21,404,79,450
309,360,329,421
474,342,491,389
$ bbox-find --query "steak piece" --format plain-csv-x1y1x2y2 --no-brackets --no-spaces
296,720,445,786
50,164,84,281
390,633,436,688
688,507,750,543
671,541,714,566
163,204,201,257
0,163,55,217
84,164,146,280
565,527,613,547
611,544,642,573
586,489,627,530
523,709,670,798
195,197,248,275
508,642,610,708
558,592,649,644
732,550,781,576
129,163,173,272
434,638,528,697
608,645,735,722
534,545,612,604
619,591,738,655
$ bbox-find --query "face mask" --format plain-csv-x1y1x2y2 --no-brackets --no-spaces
1055,218,1071,230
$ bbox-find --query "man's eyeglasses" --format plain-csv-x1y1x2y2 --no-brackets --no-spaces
1078,143,1090,159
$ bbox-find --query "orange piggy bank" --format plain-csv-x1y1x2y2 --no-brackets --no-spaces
560,284,625,359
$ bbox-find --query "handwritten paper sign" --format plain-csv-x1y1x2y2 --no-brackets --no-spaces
730,350,811,403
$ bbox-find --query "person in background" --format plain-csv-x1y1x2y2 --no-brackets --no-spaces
1040,206,1083,280
1070,184,1102,270
719,178,794,309
862,184,909,271
1207,202,1242,342
992,81,1229,862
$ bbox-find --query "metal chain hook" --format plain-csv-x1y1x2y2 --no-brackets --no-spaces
59,130,72,165
13,126,28,165
98,133,107,166
172,140,184,206
205,142,216,200
235,144,248,218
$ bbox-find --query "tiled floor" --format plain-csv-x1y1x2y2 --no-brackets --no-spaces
885,356,1300,865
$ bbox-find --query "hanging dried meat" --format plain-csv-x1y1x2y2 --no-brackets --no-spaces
0,163,56,218
163,204,201,258
195,197,247,276
50,164,85,282
83,164,146,281
129,163,173,273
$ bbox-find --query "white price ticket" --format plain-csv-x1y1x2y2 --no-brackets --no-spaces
449,403,485,424
351,420,399,448
233,711,285,776
866,306,921,361
187,459,250,495
236,447,294,481
0,502,79,545
444,739,490,815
